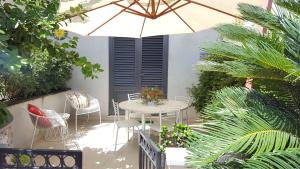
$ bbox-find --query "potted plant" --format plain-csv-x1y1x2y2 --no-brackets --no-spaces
160,123,197,168
0,103,13,147
141,87,164,105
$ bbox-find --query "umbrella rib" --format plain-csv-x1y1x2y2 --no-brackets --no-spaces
184,0,242,19
155,0,161,14
87,1,138,36
157,1,189,17
161,0,195,32
139,0,151,37
156,0,181,17
63,0,123,19
134,0,152,16
113,2,150,17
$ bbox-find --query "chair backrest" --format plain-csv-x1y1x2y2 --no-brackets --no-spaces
112,99,120,121
65,91,91,110
128,93,141,101
24,108,52,128
159,107,181,125
175,96,191,106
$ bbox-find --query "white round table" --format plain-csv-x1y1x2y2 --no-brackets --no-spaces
119,99,188,131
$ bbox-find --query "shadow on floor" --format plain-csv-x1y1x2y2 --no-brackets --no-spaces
34,119,140,169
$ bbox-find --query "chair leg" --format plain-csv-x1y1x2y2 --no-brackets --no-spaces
114,128,119,151
87,113,90,122
75,110,78,134
113,123,116,138
31,120,38,148
135,126,140,135
65,121,69,139
186,110,189,126
181,111,184,123
131,127,134,140
159,134,161,145
127,127,129,141
99,110,101,124
59,127,64,148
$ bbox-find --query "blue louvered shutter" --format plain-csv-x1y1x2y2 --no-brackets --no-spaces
112,37,137,87
110,36,168,114
141,36,168,93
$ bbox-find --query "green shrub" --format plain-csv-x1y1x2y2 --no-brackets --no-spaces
190,71,245,113
0,47,72,102
0,0,103,103
0,103,12,127
159,123,197,152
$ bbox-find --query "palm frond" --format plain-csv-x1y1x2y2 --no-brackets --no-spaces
244,148,300,169
202,39,300,81
187,87,300,168
275,0,300,16
220,61,287,80
238,3,283,32
216,24,285,52
201,42,245,60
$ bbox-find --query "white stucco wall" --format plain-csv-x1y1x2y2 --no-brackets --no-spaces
67,35,110,116
68,30,219,116
167,29,219,99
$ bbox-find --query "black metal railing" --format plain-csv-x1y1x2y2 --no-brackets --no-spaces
139,132,165,169
0,148,82,169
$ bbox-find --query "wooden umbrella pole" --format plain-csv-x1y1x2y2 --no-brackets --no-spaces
151,0,156,16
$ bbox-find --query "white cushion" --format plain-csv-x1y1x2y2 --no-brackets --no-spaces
43,109,66,127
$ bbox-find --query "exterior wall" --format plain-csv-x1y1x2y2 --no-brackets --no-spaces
68,30,218,115
67,35,110,116
167,29,219,99
7,92,67,148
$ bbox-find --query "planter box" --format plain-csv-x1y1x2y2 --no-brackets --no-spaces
165,147,189,169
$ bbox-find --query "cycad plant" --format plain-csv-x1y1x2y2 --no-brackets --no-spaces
187,0,300,168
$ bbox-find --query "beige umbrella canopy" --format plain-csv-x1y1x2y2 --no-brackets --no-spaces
60,0,270,38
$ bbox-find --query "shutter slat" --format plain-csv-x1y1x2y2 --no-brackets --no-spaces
113,38,136,87
141,36,165,88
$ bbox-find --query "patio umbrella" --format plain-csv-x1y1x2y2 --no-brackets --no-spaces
60,0,270,38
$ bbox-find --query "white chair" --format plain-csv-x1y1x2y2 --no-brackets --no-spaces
149,107,180,144
127,93,142,119
64,92,101,133
112,99,140,151
175,96,192,125
26,108,69,148
128,93,141,100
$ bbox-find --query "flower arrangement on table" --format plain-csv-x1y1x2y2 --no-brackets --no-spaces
141,87,164,105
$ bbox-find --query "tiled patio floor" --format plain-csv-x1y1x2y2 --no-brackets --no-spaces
32,110,197,169
33,119,141,169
